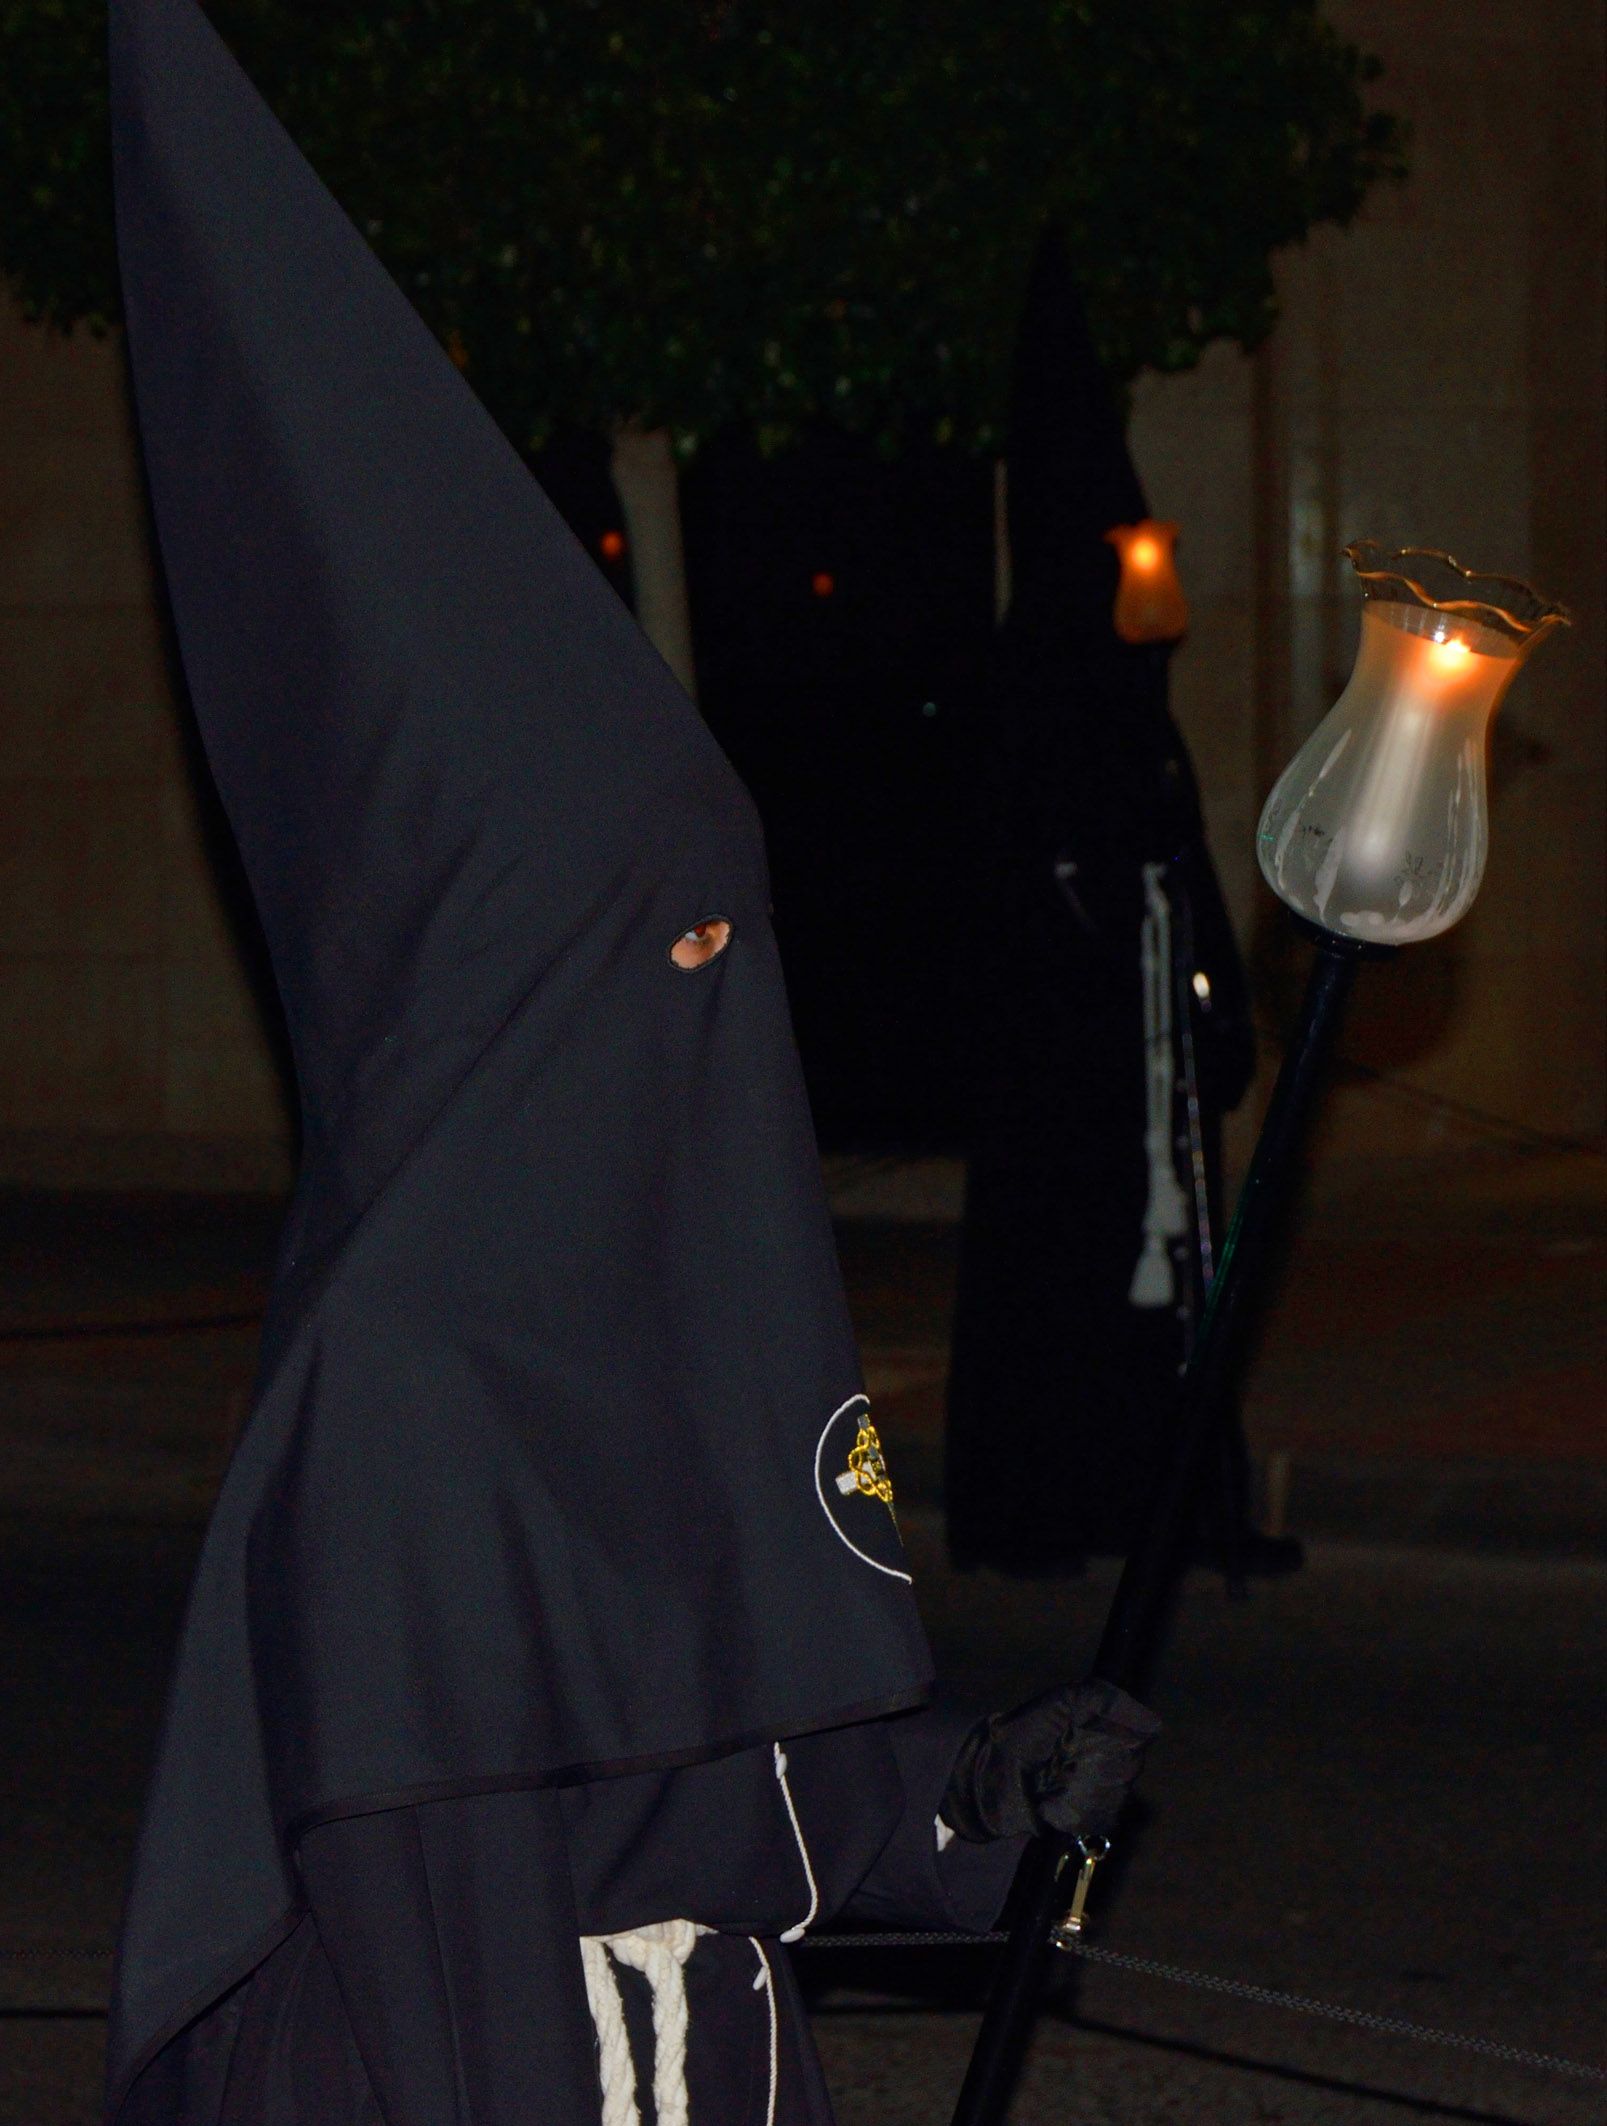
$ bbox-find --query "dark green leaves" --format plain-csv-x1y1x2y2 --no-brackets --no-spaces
0,1,1404,447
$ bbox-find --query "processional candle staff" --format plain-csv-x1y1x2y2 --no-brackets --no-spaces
950,542,1570,2126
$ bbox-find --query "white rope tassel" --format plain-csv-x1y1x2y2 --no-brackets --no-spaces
772,1744,820,1943
749,1940,780,2126
1130,862,1190,1309
579,1936,639,2126
580,1920,707,2126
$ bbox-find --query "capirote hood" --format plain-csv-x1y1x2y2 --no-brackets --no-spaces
107,1,931,2112
1005,226,1149,634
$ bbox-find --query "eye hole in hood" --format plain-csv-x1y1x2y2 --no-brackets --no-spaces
670,918,732,971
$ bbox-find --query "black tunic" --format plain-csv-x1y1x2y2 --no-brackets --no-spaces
116,1710,1021,2126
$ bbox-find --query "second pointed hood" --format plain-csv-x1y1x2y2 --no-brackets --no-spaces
1005,227,1149,638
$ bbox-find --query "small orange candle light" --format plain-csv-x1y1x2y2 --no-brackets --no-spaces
1105,518,1188,645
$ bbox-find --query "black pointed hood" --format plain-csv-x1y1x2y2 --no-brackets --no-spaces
114,0,747,1283
1005,227,1149,637
107,1,930,2111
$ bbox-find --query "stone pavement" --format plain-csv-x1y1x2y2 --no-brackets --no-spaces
827,1142,1607,1553
2,1135,1603,1539
808,1518,1607,2126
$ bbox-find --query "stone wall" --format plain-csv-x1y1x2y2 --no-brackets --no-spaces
0,306,292,1188
1135,0,1606,1154
0,0,1602,1184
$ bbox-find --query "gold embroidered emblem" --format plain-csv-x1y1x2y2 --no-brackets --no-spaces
834,1419,894,1507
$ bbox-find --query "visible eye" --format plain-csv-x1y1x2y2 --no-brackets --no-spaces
669,918,732,971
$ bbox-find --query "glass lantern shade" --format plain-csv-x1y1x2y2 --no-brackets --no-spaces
1256,542,1569,944
1105,519,1189,645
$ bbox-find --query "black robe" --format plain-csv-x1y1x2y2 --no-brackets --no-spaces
943,232,1255,1574
105,6,957,2120
117,1709,1022,2126
945,623,1254,1571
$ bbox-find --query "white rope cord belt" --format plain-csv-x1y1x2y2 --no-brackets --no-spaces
579,1919,709,2126
579,1924,780,2126
579,1746,806,2126
1131,859,1190,1308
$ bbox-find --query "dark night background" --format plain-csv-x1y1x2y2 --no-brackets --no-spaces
539,428,996,1148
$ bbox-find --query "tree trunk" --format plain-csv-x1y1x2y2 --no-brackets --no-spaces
992,457,1012,624
609,424,698,702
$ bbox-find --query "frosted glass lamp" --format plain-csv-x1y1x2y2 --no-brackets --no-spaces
1105,519,1189,646
1257,542,1569,943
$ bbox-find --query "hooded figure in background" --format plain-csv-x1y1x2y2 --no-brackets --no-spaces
107,8,1158,2123
945,231,1279,1579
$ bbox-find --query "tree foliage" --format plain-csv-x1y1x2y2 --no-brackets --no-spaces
0,1,1404,452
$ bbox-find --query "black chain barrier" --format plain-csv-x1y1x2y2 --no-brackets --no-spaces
793,1930,1607,2088
7,1934,1607,2088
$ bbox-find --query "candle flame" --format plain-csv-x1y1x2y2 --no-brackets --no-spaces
1129,536,1161,571
1428,635,1473,669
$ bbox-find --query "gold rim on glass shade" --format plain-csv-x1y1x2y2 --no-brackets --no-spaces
1344,539,1571,646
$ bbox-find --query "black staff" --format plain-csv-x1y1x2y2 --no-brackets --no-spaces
951,925,1374,2126
952,538,1569,2126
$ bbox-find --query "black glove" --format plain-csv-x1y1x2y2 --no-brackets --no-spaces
939,1680,1161,1844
